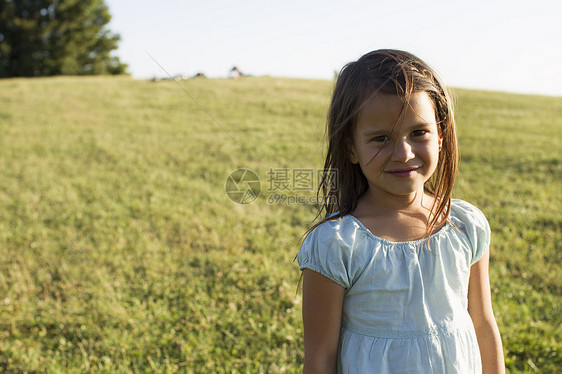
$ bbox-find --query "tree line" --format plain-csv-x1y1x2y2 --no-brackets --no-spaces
0,0,127,77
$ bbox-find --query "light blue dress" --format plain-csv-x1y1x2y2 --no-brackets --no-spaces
297,199,490,373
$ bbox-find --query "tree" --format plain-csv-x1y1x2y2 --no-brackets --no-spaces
0,0,128,77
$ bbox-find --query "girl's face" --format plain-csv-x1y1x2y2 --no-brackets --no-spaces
350,91,442,201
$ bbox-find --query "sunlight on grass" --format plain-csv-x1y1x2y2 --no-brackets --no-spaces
0,76,560,372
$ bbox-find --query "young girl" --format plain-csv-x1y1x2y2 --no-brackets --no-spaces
297,49,505,373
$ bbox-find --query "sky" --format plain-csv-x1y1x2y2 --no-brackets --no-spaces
105,0,562,97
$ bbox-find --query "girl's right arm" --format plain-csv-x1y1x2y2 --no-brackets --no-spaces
302,269,345,374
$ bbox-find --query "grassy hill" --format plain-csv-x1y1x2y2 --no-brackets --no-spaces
0,76,560,372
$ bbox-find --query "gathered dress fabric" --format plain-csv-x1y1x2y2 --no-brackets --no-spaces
297,199,490,373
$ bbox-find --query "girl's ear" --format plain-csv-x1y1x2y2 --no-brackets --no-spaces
438,124,444,152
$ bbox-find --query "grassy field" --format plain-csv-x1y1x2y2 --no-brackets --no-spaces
0,75,560,373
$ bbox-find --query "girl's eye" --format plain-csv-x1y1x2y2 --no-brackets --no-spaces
412,130,428,137
371,135,388,143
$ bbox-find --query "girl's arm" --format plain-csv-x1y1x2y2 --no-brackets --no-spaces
468,247,505,374
301,269,345,374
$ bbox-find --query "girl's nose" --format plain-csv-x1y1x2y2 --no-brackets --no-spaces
390,139,415,162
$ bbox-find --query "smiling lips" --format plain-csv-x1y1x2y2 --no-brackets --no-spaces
386,166,420,177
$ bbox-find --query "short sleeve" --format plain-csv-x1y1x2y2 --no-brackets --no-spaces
296,222,352,289
451,199,491,265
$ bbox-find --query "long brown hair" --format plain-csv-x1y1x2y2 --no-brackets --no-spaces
309,49,458,239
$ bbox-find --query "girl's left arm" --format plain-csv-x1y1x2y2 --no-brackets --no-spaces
468,246,506,374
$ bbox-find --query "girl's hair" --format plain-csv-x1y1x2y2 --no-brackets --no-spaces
310,49,458,238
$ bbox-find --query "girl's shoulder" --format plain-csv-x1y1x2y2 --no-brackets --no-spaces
307,212,365,242
296,213,366,289
449,199,491,264
449,199,489,226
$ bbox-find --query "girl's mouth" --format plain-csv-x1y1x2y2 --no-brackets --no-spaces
386,167,419,177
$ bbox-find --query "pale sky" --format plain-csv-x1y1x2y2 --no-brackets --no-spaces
105,0,562,96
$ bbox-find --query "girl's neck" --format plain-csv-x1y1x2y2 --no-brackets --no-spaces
350,189,441,242
358,188,433,215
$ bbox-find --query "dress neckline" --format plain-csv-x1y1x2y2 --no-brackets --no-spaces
342,214,452,246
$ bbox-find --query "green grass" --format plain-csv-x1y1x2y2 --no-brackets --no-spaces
0,75,560,372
